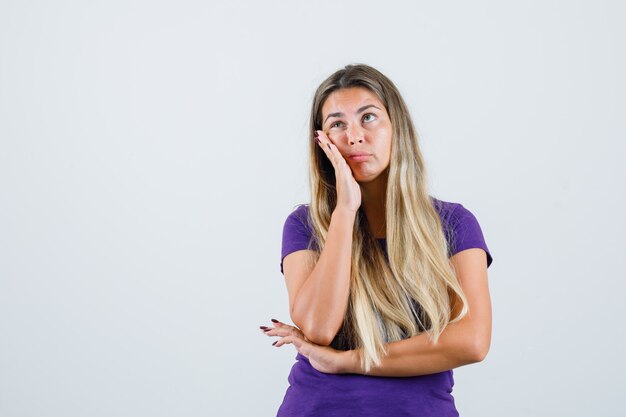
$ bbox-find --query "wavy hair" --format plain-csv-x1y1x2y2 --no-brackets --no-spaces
306,64,469,373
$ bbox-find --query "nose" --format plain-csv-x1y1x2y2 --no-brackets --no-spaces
346,124,364,145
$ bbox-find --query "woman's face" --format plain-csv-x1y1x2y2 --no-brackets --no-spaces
321,87,392,184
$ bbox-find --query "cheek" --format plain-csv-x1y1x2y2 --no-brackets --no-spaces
329,130,346,142
383,145,392,163
379,129,393,156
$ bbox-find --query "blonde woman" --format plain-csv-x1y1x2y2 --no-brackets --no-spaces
260,64,494,416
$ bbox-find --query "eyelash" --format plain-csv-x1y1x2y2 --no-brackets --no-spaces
363,113,376,122
330,113,376,128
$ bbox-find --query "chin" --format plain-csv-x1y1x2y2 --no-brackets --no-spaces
355,174,381,184
352,166,386,184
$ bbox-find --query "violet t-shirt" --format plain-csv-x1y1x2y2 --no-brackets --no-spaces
277,197,493,417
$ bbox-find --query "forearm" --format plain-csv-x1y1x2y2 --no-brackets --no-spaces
292,208,356,345
343,318,490,377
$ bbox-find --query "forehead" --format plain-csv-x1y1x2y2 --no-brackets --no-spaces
321,87,384,115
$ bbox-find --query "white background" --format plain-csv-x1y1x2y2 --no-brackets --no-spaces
1,1,624,416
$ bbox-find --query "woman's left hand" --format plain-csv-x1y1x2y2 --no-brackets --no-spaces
260,319,351,374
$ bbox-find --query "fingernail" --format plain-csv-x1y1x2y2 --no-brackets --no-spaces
271,318,279,323
263,328,271,332
314,130,319,138
272,341,278,346
260,326,268,329
327,143,331,150
315,137,320,144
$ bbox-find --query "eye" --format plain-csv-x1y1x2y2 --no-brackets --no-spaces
330,120,344,128
362,113,377,122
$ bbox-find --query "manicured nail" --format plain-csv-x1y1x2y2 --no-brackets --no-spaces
260,326,268,329
263,328,271,332
271,318,279,323
272,341,278,346
314,130,319,138
315,137,320,144
327,143,331,150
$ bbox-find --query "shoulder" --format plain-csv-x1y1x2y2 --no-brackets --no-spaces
280,203,317,274
431,196,478,225
431,196,462,220
431,196,494,268
431,196,469,230
283,203,311,230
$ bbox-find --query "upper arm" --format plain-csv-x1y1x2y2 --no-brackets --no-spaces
282,249,317,316
445,203,493,361
450,248,492,361
280,205,319,322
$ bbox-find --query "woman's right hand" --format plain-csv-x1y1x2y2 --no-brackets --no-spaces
315,130,362,213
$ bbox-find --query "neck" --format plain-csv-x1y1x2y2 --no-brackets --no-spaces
359,169,388,238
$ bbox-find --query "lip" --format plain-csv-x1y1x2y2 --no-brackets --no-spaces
348,153,371,162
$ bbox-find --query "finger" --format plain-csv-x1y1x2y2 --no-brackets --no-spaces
274,335,306,352
265,319,308,340
314,130,329,152
317,130,349,166
274,322,299,333
270,319,304,335
316,130,337,152
317,129,332,144
261,325,303,338
275,336,315,359
315,130,341,167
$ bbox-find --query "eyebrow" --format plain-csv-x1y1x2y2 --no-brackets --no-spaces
323,104,382,125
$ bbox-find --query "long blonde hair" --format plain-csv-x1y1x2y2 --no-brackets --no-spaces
306,64,469,373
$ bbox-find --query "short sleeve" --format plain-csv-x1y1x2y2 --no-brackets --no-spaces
280,205,319,274
446,204,494,268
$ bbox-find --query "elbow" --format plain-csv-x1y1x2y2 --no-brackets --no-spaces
466,336,490,363
307,332,334,346
290,310,335,346
298,322,335,346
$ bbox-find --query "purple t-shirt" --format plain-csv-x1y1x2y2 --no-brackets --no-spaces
277,197,493,417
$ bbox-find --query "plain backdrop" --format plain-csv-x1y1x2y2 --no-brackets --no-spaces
1,1,624,416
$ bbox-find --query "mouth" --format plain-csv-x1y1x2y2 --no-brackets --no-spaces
348,153,371,162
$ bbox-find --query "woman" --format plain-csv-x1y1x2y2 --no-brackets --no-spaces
260,64,494,416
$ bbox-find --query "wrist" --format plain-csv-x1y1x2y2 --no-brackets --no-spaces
339,349,362,374
332,207,358,220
